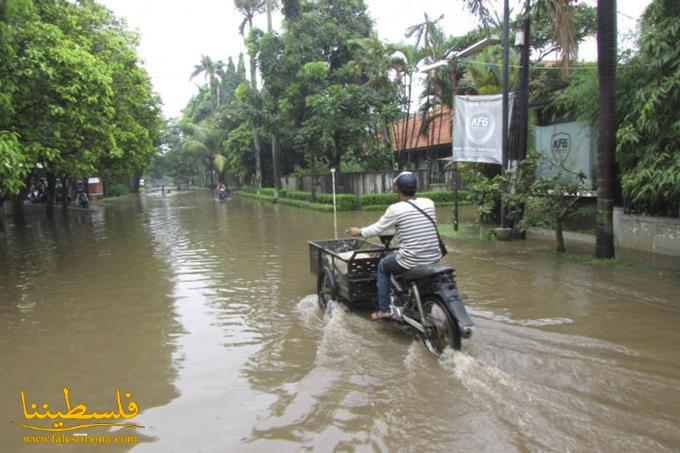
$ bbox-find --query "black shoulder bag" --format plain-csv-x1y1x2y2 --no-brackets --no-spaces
404,200,448,257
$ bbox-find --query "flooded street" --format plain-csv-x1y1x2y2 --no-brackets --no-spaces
1,191,680,451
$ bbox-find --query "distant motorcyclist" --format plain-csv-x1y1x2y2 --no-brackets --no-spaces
217,182,227,201
75,179,88,208
346,171,442,320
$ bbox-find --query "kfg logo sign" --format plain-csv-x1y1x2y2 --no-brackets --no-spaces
470,116,490,128
553,137,569,150
467,112,495,145
550,132,571,164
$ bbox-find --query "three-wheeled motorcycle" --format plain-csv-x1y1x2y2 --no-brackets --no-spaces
308,234,473,355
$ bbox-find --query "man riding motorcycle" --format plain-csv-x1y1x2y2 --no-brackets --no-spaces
347,171,442,320
217,182,227,200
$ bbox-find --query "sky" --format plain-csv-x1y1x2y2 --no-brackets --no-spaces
99,0,651,120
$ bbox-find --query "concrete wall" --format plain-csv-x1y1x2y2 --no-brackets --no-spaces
614,208,680,256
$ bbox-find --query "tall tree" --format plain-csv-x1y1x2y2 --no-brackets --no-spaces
391,44,424,158
264,0,281,196
235,0,266,190
616,0,679,218
594,0,617,258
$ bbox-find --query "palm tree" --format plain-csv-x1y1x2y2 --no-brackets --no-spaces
406,13,446,55
234,0,266,190
391,44,425,162
181,121,228,185
190,55,222,110
462,0,576,73
595,0,617,258
460,45,519,94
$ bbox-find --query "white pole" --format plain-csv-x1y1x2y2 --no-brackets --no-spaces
331,168,337,239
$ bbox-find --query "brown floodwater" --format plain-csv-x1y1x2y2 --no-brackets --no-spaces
1,191,679,452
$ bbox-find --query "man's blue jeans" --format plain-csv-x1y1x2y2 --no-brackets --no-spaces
377,254,406,312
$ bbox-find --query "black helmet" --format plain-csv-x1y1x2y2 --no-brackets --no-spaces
393,171,417,196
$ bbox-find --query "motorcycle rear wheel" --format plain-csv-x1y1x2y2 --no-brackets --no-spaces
317,267,337,311
422,296,461,354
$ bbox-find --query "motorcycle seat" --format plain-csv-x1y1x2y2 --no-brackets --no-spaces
401,263,453,281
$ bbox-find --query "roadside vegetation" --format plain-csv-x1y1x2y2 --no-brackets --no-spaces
1,0,676,259
235,187,471,212
0,0,162,224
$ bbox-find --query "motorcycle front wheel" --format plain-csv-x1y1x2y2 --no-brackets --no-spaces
422,296,461,354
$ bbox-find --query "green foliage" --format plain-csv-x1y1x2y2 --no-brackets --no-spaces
108,183,130,197
0,131,29,194
0,0,161,195
224,122,255,178
468,151,589,251
359,192,399,206
616,0,680,216
467,171,504,224
276,198,335,211
460,45,519,94
552,63,599,124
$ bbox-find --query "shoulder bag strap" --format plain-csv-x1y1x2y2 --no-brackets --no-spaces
403,200,444,242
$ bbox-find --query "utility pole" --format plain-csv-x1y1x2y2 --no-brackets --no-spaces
517,0,530,163
500,0,511,229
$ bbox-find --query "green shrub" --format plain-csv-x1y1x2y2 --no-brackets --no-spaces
278,189,357,210
109,183,129,197
277,198,335,211
362,204,391,211
236,190,276,202
359,193,399,206
259,187,276,196
278,189,309,201
314,193,357,210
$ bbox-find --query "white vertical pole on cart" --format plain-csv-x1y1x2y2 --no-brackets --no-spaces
331,168,337,239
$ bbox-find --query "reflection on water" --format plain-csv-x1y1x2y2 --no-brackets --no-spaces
1,191,679,451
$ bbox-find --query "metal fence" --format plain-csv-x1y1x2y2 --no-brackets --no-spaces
279,169,461,196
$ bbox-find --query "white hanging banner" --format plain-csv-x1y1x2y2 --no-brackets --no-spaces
452,93,514,165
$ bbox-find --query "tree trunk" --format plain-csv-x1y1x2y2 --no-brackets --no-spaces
248,17,263,192
266,0,280,197
272,130,280,195
266,0,273,31
12,191,25,226
310,159,317,201
595,0,617,259
402,75,412,163
0,196,5,232
62,173,69,211
513,0,531,240
555,220,565,253
45,171,56,219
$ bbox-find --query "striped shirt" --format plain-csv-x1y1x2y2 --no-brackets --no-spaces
361,197,442,269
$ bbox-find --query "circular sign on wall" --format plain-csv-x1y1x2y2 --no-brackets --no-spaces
550,132,571,165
